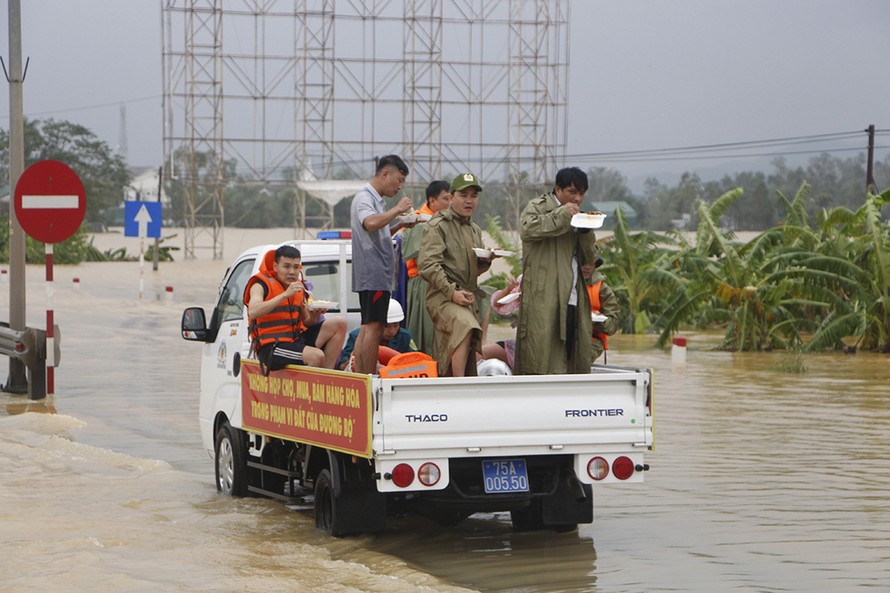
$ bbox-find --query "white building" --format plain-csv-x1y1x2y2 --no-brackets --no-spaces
125,166,168,206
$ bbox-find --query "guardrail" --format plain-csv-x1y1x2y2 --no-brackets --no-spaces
0,323,59,400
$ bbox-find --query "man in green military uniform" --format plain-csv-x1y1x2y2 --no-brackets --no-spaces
514,167,599,374
418,173,491,376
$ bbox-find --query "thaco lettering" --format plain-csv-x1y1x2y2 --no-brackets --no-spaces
405,413,448,423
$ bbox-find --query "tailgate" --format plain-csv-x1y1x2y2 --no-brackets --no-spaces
374,369,652,456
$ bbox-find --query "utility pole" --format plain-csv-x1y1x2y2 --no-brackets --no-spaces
152,166,162,271
865,124,876,195
4,0,28,393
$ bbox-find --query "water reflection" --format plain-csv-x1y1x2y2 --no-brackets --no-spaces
361,514,598,593
4,396,56,415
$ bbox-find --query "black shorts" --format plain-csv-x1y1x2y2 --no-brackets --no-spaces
258,340,307,371
358,290,390,324
301,321,323,347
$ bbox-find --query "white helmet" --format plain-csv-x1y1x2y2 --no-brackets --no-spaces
477,359,512,376
387,299,405,323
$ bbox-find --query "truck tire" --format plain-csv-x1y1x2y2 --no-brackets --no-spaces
510,500,545,531
314,453,388,536
512,475,591,532
215,421,248,497
314,469,341,536
425,509,472,527
510,500,577,533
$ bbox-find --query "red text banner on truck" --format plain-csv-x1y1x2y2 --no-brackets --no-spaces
240,360,373,458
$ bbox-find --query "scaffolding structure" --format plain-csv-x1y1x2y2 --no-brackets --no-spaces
162,0,570,258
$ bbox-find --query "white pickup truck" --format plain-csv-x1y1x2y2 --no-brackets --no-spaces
181,240,653,536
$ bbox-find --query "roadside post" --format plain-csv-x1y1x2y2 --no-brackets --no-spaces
671,336,687,366
124,200,162,299
13,159,86,397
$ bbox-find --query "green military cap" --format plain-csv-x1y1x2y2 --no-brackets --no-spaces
450,172,483,193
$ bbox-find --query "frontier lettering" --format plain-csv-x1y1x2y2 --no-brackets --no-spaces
565,408,624,417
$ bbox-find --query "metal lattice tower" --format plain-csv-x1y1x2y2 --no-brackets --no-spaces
294,0,335,178
508,0,568,185
403,0,444,181
162,0,569,257
163,0,225,259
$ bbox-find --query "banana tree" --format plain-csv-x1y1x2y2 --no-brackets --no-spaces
598,208,682,334
801,187,890,352
656,187,818,351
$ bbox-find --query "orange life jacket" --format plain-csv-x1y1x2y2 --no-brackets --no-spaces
586,280,608,350
344,346,401,373
379,351,438,379
405,203,435,278
243,250,307,348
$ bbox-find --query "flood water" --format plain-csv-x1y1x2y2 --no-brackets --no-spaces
2,245,889,592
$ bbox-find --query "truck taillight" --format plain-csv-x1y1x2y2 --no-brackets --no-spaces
391,463,415,488
417,462,440,486
612,456,634,480
587,457,609,480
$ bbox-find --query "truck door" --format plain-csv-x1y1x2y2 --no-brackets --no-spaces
199,257,256,427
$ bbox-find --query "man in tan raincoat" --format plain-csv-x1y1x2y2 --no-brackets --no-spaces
514,167,599,374
418,173,491,376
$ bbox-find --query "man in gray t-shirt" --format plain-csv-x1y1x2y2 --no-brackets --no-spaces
349,154,412,374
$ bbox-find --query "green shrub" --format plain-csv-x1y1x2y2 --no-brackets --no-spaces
0,216,90,264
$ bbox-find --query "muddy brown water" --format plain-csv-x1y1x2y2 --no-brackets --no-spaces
2,256,888,592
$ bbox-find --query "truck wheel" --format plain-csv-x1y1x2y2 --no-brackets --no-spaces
426,510,472,527
314,469,339,535
510,501,544,531
315,464,386,536
511,503,577,533
215,421,248,497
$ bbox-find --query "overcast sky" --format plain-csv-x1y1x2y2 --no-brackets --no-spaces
2,1,888,187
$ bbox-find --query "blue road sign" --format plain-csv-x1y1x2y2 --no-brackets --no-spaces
124,201,162,238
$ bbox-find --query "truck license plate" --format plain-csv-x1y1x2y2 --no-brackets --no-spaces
482,459,529,494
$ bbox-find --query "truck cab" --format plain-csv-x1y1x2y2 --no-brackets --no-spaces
181,240,357,465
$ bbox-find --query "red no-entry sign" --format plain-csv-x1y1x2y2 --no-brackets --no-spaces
14,160,86,244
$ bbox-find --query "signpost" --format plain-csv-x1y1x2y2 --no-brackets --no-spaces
124,201,162,239
14,160,86,244
124,200,162,299
13,159,86,396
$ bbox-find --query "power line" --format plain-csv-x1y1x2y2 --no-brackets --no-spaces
569,144,890,165
158,144,890,178
0,93,161,121
567,130,868,161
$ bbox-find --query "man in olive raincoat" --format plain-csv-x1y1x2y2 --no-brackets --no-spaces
402,179,452,354
514,167,599,374
418,173,491,376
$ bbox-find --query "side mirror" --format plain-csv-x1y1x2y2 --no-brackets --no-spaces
181,307,210,342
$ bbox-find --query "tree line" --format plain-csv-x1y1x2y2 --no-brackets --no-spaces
195,153,890,234
593,153,889,232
